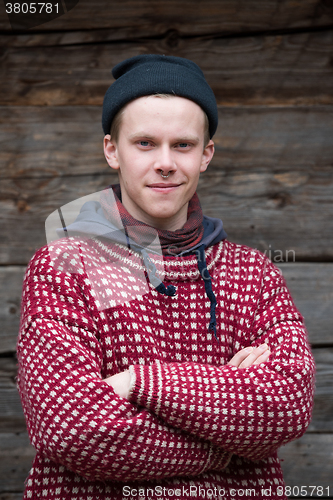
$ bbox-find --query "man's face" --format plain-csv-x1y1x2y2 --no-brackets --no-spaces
104,95,214,231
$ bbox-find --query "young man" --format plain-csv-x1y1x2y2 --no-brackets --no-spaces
17,55,315,500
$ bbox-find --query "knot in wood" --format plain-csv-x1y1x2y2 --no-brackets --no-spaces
164,29,180,49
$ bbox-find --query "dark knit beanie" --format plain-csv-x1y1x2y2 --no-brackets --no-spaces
102,54,218,138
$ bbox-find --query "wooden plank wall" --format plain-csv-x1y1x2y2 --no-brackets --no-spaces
0,1,333,497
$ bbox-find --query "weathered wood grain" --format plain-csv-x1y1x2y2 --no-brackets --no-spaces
0,172,116,265
2,106,333,179
280,434,333,491
0,163,332,264
279,265,333,350
1,31,333,106
0,494,24,500
307,348,333,432
0,432,34,494
0,356,25,433
213,106,333,171
0,106,108,178
0,348,331,433
0,356,27,433
198,166,333,261
1,0,333,34
0,267,25,353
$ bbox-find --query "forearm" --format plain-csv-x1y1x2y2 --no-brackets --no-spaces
128,321,315,460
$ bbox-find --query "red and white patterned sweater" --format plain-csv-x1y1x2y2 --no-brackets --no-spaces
17,237,315,499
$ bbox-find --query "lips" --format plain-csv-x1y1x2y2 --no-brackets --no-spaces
147,183,181,188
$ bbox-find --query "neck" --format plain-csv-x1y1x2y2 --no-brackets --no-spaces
121,196,188,232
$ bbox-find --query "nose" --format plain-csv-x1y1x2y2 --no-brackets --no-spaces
153,144,176,177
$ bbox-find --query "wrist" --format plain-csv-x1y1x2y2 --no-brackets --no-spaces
128,365,136,398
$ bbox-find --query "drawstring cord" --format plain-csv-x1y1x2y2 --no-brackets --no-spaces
141,249,177,297
196,244,218,340
140,245,217,339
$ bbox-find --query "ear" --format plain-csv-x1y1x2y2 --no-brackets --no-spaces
104,135,120,171
200,140,215,173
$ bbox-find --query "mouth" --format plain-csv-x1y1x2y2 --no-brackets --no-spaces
147,183,182,193
147,183,181,188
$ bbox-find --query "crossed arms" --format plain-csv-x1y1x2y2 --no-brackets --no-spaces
17,243,315,483
105,344,272,399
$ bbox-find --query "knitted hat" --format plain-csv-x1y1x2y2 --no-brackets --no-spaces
102,54,218,138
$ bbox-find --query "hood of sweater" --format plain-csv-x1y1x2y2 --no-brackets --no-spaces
46,186,227,338
53,189,226,254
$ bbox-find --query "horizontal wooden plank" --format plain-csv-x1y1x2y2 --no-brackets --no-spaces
198,168,333,261
0,431,332,495
307,348,333,432
2,106,332,179
1,0,333,35
280,433,333,492
213,106,333,170
279,265,333,350
0,432,34,494
1,31,333,106
0,106,109,179
0,494,24,500
0,165,332,264
0,267,25,353
0,357,27,432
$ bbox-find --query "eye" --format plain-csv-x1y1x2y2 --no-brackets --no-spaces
178,143,190,148
136,140,155,149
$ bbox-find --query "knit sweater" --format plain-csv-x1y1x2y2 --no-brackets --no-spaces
17,236,315,500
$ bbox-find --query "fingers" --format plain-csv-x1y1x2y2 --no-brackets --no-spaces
227,344,270,369
227,346,254,368
246,344,271,368
104,370,131,399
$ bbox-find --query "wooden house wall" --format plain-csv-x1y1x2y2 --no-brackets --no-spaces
0,1,332,497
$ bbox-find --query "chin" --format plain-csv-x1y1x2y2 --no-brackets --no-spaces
147,204,179,219
150,212,176,222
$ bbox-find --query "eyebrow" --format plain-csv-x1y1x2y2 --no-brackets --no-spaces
129,133,201,144
128,133,155,141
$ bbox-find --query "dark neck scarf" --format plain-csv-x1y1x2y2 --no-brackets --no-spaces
100,184,204,256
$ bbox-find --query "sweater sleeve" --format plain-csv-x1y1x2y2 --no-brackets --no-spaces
17,246,231,484
128,257,316,461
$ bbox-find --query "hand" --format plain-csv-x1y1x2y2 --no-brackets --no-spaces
227,344,270,369
104,370,131,399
